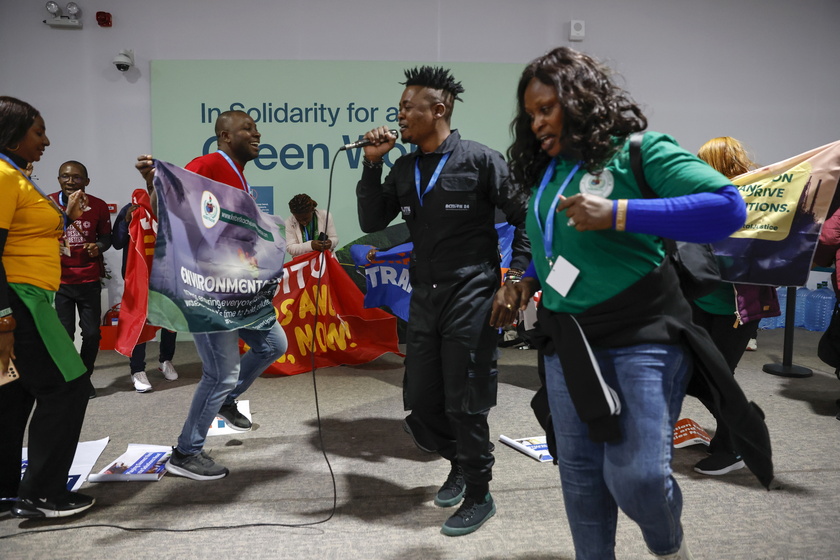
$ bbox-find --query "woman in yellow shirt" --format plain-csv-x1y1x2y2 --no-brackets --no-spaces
0,96,94,519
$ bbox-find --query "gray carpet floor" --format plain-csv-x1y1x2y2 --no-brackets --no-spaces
1,327,838,559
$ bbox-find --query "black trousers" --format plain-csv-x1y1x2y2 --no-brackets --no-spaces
130,329,177,372
690,303,755,453
54,281,102,376
0,288,90,500
404,262,499,488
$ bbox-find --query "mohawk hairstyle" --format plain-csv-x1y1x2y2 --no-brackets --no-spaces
401,66,465,101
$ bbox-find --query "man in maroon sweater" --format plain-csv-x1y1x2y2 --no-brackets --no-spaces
49,160,112,399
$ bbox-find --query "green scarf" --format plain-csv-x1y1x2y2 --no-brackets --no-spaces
10,283,86,381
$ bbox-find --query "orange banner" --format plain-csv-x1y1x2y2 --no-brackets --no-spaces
253,251,402,376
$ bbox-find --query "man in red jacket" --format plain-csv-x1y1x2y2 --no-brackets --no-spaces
49,160,112,399
135,111,287,481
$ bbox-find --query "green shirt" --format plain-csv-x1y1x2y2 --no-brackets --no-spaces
694,282,737,316
528,132,732,314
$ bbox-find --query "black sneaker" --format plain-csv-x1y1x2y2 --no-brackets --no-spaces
165,448,229,480
11,492,95,519
1,498,16,514
403,415,436,453
694,451,745,475
434,464,466,507
217,402,252,431
441,493,496,536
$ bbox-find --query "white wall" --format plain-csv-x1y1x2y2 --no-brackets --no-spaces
3,0,839,302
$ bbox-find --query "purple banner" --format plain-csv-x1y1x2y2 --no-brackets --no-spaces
147,160,286,332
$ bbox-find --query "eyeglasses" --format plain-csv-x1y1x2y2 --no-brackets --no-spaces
59,174,86,183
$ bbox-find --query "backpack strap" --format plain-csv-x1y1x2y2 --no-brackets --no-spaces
629,132,655,199
628,131,677,255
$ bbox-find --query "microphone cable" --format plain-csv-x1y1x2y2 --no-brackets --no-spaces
0,149,352,541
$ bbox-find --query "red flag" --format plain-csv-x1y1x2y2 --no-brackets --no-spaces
115,189,160,356
254,251,401,376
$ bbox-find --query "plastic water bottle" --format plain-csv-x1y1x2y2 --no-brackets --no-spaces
804,288,836,331
775,287,787,329
758,316,775,330
794,287,810,327
762,289,783,329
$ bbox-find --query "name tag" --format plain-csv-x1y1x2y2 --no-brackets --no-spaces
546,255,579,297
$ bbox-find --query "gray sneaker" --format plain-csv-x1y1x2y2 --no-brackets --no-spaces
217,402,252,431
165,448,229,481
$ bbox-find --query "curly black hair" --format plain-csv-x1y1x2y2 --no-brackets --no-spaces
507,47,647,193
401,66,465,122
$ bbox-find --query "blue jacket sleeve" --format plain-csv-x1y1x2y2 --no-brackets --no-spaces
621,185,746,243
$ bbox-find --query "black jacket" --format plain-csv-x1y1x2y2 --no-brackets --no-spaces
534,258,774,488
356,130,530,284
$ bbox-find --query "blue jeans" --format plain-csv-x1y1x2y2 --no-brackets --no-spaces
176,321,287,455
545,343,690,559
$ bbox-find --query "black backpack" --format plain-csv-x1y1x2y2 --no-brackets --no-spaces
628,132,723,301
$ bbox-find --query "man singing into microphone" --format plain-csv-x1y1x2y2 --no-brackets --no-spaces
355,67,529,536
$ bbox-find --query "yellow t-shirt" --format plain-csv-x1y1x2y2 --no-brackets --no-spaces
0,160,64,291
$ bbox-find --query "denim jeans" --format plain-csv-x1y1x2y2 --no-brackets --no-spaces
545,343,690,559
176,321,287,455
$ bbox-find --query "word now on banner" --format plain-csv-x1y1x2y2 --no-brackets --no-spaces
249,251,401,376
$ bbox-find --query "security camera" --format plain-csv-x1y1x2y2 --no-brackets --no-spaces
113,49,134,72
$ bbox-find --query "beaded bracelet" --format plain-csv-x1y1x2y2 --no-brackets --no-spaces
505,269,524,283
362,158,383,170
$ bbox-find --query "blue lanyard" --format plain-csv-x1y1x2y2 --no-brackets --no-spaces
216,150,251,195
415,152,451,207
0,153,67,222
533,158,582,264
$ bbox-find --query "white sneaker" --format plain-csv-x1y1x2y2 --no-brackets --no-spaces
159,360,179,381
746,338,757,351
131,371,153,393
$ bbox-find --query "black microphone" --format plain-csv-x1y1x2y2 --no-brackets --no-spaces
340,130,399,151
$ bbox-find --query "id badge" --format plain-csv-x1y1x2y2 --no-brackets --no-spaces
546,255,579,297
